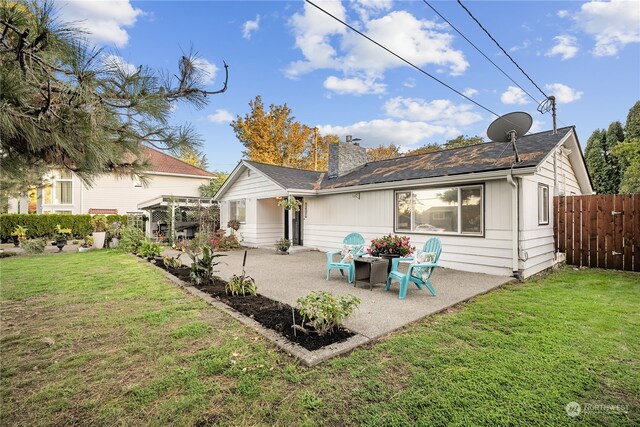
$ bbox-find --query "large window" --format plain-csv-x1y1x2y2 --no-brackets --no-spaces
43,170,72,205
229,199,246,223
395,185,483,235
538,184,549,225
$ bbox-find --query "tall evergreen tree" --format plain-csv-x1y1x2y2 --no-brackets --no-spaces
584,129,610,194
0,0,227,185
624,101,640,140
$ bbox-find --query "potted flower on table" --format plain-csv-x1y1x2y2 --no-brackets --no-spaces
369,234,414,273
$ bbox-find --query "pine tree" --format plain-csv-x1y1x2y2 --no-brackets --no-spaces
624,101,640,140
0,0,227,185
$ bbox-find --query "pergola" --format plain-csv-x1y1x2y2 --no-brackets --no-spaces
137,195,219,240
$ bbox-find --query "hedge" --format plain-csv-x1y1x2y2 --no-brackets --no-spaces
0,214,131,240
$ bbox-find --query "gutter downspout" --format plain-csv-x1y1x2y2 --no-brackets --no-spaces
507,167,522,279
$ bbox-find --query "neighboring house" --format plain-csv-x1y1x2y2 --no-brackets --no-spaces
11,147,215,216
215,126,592,279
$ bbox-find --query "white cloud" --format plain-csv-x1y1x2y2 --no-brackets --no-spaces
351,0,393,21
463,88,478,98
192,58,218,85
243,15,260,39
207,109,233,124
323,75,386,95
384,97,482,127
510,40,530,52
102,54,136,75
576,0,640,56
57,0,143,47
500,86,530,105
317,119,457,150
557,10,569,18
529,119,546,134
403,78,416,88
545,83,583,104
287,4,468,81
546,35,579,60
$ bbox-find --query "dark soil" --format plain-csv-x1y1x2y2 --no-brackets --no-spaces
159,263,354,351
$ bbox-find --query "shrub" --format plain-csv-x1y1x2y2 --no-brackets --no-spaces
296,291,361,336
22,238,47,255
0,214,92,240
138,240,163,259
118,226,145,253
212,233,242,251
226,274,257,296
189,246,224,285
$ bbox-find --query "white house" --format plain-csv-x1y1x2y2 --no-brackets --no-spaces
214,126,592,279
11,147,215,216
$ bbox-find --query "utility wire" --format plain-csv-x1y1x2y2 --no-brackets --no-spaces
305,0,501,118
457,0,549,100
423,0,540,105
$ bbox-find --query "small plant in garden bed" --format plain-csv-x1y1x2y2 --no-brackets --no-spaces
295,291,361,336
119,226,145,253
225,250,257,296
137,240,163,260
162,255,183,269
188,245,224,285
211,229,242,251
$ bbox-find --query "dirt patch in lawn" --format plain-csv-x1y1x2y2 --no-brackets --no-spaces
161,264,354,351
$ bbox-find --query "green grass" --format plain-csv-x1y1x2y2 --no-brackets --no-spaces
1,251,638,426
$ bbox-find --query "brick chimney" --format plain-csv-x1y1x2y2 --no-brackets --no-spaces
328,136,370,178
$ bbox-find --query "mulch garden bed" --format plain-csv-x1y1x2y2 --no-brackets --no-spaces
154,260,354,351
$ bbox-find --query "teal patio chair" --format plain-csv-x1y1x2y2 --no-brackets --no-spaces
386,237,442,299
326,232,366,283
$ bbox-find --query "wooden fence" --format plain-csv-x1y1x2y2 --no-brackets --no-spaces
554,194,639,272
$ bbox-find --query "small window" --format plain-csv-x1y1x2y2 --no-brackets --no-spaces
538,184,549,225
229,199,246,223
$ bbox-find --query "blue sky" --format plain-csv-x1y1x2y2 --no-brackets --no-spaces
57,0,640,172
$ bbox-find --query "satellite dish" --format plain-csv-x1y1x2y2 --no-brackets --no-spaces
487,111,532,163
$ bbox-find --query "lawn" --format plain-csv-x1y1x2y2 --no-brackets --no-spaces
1,251,638,426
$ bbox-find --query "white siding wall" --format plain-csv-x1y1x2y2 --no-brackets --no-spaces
304,179,515,277
520,147,584,278
218,167,285,246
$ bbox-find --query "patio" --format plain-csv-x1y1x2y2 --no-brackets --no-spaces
168,247,513,340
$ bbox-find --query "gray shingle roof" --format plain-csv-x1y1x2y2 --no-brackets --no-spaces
244,127,573,191
245,161,324,190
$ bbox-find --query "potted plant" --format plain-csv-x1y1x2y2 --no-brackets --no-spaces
10,225,27,247
78,235,93,253
274,238,291,254
54,224,72,252
369,234,414,272
227,219,241,231
108,221,123,248
278,195,301,212
91,215,109,249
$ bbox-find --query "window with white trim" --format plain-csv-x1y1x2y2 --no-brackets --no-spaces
229,199,246,223
44,170,73,205
538,184,549,225
395,185,483,235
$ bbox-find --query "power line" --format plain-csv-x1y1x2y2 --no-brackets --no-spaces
305,0,502,118
423,0,540,105
456,0,549,100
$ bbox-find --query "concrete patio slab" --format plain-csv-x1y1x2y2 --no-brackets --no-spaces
168,248,513,341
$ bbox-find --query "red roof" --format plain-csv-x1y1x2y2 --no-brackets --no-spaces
141,147,215,178
89,208,118,215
